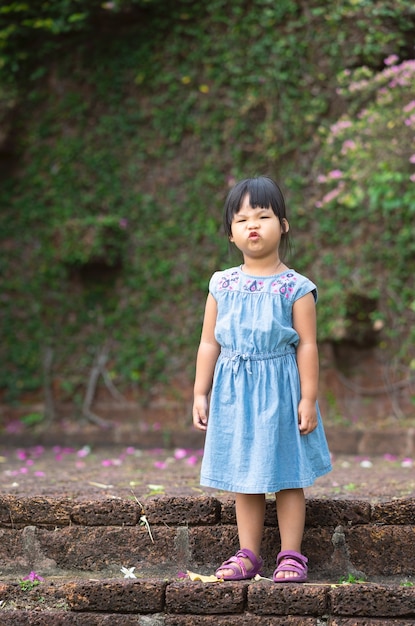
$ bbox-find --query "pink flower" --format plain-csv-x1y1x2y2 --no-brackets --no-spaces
34,471,45,477
174,448,188,460
328,169,343,179
154,461,168,469
404,101,415,113
329,120,352,136
321,184,344,205
16,450,27,461
22,571,44,582
384,54,399,66
341,140,356,154
409,154,415,164
186,455,199,466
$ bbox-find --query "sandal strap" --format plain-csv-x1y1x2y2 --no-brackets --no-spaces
218,555,247,577
218,548,263,577
237,548,262,569
277,550,308,567
275,558,305,575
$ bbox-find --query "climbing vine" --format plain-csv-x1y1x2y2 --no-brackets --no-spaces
0,0,414,405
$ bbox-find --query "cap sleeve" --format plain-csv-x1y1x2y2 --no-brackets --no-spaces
294,277,318,303
208,272,220,299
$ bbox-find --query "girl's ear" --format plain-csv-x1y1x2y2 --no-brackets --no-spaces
282,218,290,234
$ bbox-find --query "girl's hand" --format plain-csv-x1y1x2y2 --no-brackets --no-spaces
298,398,318,435
193,395,209,431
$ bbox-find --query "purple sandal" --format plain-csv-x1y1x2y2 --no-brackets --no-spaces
273,550,308,583
215,548,264,581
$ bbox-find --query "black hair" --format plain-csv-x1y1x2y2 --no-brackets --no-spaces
223,176,291,259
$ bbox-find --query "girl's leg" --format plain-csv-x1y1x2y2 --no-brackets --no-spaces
274,488,306,579
216,493,265,577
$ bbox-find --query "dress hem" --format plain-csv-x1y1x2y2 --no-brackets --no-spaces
200,464,332,494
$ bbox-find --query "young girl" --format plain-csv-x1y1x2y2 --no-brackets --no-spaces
193,176,332,583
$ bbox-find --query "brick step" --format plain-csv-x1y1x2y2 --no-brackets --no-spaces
0,577,414,625
1,496,415,624
1,495,415,580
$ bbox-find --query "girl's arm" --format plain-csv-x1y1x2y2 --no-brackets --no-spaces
292,292,319,435
193,293,221,431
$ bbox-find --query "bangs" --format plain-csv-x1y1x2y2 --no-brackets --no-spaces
245,178,276,209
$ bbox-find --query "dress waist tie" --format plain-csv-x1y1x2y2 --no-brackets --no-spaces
220,348,296,376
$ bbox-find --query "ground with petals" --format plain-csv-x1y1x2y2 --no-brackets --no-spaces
0,444,414,502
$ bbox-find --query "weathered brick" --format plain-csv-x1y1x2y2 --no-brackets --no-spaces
165,615,318,625
145,496,221,525
302,527,337,576
306,499,371,527
248,580,329,615
0,496,72,527
165,580,246,614
35,525,179,571
372,498,415,525
0,613,145,626
0,580,66,604
71,499,139,526
329,617,415,626
64,579,166,613
329,583,415,617
0,528,27,571
189,525,239,570
346,526,415,576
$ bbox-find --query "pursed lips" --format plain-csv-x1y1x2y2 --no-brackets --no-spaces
249,231,259,239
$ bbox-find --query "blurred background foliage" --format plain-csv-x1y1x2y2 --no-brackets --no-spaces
0,0,414,410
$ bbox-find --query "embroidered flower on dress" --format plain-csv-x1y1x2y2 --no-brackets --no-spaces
218,271,239,290
272,273,297,298
243,279,264,292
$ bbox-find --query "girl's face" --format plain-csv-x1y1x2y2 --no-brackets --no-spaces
229,194,289,259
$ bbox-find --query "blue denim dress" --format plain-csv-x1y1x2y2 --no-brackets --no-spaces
200,266,332,494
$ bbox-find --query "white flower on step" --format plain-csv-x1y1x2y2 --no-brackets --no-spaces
121,566,137,579
360,459,373,468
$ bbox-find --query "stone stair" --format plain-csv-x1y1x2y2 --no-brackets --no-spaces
0,494,414,624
